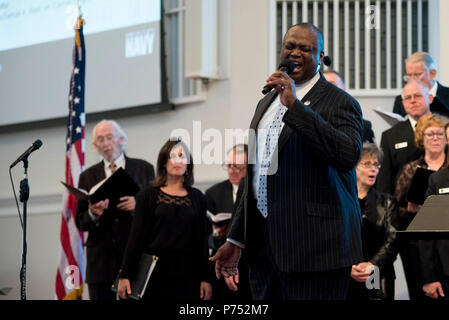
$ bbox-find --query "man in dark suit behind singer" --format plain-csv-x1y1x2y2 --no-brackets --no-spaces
205,144,252,301
75,120,155,300
376,81,432,196
210,23,363,300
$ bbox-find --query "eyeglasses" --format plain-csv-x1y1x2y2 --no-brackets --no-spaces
359,161,381,169
423,131,445,139
222,164,247,172
403,72,425,82
402,93,424,102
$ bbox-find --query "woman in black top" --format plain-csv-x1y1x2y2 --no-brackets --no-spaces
118,139,212,300
418,122,449,300
348,143,398,300
394,114,447,300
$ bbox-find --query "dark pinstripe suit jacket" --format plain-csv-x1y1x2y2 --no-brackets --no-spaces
228,74,364,273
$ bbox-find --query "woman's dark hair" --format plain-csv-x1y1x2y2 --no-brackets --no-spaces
152,138,194,188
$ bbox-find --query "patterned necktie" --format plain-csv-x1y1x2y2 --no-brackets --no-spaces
257,105,287,217
109,162,117,174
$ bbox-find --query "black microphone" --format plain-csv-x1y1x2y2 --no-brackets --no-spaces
10,139,43,169
262,60,296,95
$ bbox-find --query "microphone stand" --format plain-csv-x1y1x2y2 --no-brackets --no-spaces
19,157,29,300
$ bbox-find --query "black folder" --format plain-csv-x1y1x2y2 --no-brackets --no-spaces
397,195,449,240
406,167,435,205
111,253,159,300
61,167,140,204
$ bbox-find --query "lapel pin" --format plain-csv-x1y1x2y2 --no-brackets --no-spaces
304,100,311,106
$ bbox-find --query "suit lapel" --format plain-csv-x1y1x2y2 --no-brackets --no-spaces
277,74,328,155
404,120,414,141
123,155,132,174
247,91,277,174
89,161,106,187
250,91,278,130
224,180,235,207
436,82,449,101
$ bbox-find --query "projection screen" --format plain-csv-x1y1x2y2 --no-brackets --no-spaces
0,0,168,127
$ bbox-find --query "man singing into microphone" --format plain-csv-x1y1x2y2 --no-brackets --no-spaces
210,23,363,300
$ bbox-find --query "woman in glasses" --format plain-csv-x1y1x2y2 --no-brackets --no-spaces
117,138,212,301
394,113,448,300
348,143,398,300
418,122,449,300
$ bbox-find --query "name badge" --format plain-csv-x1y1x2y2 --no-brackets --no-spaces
438,187,449,194
395,142,408,149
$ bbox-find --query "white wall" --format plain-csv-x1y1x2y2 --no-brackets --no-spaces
0,0,447,300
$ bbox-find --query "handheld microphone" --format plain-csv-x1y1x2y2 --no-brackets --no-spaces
262,60,296,95
10,139,43,169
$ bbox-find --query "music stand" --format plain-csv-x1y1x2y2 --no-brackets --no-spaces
397,195,449,240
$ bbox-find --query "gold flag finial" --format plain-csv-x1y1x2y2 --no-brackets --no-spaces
74,1,85,31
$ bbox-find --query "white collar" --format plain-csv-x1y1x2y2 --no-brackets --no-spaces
430,81,438,98
104,152,125,169
294,72,321,98
408,117,418,131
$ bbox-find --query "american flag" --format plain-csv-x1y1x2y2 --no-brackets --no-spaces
55,16,86,300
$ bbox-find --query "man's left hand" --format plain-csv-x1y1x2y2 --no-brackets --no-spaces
209,241,241,279
224,274,239,292
117,196,136,212
351,262,374,282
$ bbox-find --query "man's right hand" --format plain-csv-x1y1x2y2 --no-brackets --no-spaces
423,281,445,299
209,241,241,279
407,202,422,213
350,262,374,282
89,199,109,217
118,278,131,300
224,274,239,292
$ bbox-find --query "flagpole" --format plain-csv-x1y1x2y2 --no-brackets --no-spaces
55,10,86,300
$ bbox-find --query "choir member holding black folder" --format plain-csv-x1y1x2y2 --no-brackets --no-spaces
74,120,155,301
394,113,448,300
419,148,449,299
117,139,212,301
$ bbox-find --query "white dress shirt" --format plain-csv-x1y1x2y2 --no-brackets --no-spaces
252,72,321,196
430,81,438,99
232,183,239,204
408,117,418,132
103,152,125,178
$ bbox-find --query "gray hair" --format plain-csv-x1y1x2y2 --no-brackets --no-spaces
92,119,128,152
406,52,437,71
361,143,384,164
401,80,430,99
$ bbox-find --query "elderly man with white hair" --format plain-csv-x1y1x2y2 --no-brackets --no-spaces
75,119,155,300
393,51,449,117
